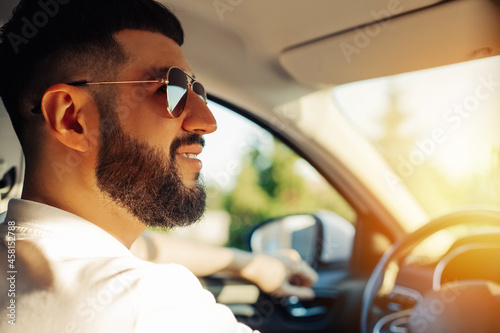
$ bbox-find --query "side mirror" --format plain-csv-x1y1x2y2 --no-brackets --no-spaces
248,211,355,268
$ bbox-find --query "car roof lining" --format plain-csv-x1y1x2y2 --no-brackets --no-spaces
168,0,500,114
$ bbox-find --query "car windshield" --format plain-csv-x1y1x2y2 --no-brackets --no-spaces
333,55,500,219
269,55,500,234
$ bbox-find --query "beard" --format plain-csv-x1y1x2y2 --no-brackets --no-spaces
94,116,207,229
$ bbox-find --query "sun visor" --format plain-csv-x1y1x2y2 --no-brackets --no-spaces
279,0,500,86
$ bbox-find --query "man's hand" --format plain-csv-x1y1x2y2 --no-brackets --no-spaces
239,250,318,300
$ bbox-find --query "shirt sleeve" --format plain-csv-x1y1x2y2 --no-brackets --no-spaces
133,263,258,333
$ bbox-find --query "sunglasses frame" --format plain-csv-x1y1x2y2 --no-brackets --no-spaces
32,66,207,118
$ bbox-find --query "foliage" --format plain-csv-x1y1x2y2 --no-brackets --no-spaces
215,139,355,249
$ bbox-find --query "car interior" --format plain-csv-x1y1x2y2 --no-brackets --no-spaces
1,0,500,332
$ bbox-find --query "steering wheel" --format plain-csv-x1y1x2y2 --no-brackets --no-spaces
360,208,500,333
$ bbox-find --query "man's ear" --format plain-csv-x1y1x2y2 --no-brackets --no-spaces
40,84,96,152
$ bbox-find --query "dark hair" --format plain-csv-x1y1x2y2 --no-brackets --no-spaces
0,0,184,146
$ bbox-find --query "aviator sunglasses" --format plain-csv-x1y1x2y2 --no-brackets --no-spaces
32,66,207,118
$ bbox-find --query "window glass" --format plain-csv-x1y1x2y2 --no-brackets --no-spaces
333,55,500,218
198,102,356,249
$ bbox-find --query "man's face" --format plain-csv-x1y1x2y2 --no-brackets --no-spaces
94,30,217,228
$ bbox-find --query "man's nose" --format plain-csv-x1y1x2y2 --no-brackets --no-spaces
181,89,217,135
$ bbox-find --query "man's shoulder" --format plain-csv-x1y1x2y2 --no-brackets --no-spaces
126,261,205,297
113,260,201,286
75,257,204,299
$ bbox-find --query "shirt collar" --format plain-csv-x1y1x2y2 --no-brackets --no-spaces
3,198,133,258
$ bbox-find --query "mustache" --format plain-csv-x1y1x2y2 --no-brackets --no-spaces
169,134,205,159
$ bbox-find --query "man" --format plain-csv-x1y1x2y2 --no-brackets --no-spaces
0,0,316,332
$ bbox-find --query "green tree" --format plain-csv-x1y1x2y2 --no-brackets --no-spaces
223,139,355,249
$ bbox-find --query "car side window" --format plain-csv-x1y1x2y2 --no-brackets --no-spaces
193,102,356,250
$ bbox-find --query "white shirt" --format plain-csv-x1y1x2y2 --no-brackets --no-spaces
0,199,256,333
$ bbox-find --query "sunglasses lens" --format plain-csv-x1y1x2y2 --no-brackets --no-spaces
192,81,207,104
165,67,208,118
167,67,188,117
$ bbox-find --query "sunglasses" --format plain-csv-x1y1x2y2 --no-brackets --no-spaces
32,66,207,118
